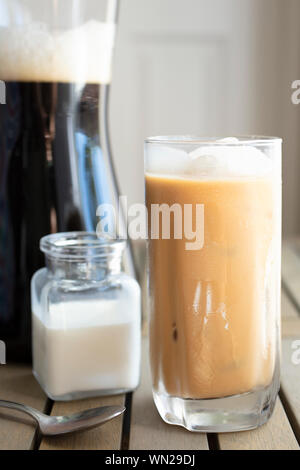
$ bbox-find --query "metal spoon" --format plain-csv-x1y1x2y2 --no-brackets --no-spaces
0,399,125,436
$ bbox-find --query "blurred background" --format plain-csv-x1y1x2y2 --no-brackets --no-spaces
110,0,300,238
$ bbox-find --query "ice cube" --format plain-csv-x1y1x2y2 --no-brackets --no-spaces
188,144,272,177
145,144,189,176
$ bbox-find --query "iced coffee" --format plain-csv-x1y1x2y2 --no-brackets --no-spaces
145,136,281,432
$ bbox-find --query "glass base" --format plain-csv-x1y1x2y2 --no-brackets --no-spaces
33,370,137,401
45,387,132,401
153,384,278,432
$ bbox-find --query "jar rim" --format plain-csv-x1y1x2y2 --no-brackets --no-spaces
40,232,126,260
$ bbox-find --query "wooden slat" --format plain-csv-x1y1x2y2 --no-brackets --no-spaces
218,399,299,450
0,365,47,450
40,394,125,450
129,340,209,450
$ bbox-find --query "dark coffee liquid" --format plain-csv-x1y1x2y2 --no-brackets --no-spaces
0,81,112,361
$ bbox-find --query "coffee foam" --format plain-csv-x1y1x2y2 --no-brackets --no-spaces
146,138,272,179
0,20,115,83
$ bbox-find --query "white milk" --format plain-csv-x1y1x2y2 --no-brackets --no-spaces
32,298,141,399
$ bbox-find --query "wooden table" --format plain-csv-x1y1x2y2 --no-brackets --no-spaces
0,241,299,450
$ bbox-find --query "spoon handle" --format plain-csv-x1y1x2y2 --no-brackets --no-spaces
0,399,43,423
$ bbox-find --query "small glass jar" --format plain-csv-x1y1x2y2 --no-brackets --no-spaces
31,232,141,401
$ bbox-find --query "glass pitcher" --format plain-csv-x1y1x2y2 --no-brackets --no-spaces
0,0,134,361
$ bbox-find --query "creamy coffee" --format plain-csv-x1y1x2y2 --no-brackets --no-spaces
146,139,280,400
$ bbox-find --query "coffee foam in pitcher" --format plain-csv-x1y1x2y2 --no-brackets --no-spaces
0,20,115,83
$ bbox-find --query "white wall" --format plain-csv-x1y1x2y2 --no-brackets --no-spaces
110,0,300,237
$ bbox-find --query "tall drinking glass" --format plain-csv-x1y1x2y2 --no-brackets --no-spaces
145,136,282,432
